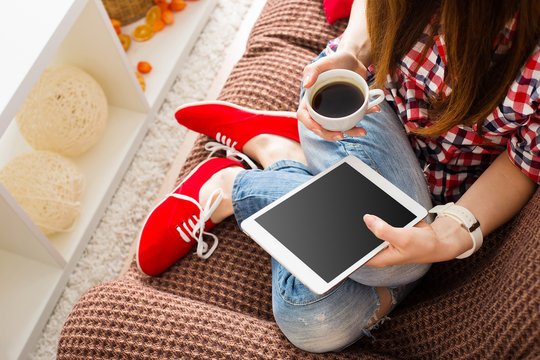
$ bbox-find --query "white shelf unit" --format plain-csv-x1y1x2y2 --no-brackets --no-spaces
122,0,218,110
0,0,216,359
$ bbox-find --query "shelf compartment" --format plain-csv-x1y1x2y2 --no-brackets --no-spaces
0,106,147,264
0,250,64,360
0,0,87,136
121,0,218,110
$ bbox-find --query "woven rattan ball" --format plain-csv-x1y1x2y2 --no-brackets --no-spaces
0,151,84,236
16,66,108,157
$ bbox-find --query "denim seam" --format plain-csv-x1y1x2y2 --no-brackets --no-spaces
266,159,312,173
343,141,382,175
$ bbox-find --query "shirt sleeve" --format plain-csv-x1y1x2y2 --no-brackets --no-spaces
507,107,540,183
507,46,540,183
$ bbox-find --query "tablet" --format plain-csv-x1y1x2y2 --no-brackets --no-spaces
240,155,428,295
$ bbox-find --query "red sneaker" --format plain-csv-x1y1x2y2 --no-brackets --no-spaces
136,157,244,276
175,100,300,152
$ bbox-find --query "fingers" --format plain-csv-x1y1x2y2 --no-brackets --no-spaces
363,215,437,267
302,52,368,89
297,99,345,141
366,104,381,114
302,60,331,89
344,127,366,137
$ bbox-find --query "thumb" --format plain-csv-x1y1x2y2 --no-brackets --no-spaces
363,214,401,244
302,60,335,88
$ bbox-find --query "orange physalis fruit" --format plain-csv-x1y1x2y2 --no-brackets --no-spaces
135,72,146,91
161,9,174,25
158,2,170,12
170,0,186,11
110,18,122,34
118,34,131,51
137,61,152,74
145,5,161,25
153,19,165,32
133,24,154,41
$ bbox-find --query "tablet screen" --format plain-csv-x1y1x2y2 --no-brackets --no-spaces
254,162,416,282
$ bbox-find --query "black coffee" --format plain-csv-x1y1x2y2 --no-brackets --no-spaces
312,82,364,118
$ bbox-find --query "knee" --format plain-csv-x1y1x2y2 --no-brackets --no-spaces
272,304,355,353
271,281,369,353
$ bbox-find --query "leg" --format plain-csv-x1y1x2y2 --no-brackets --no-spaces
229,161,418,353
272,259,418,353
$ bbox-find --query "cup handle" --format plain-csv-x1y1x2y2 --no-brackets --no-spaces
367,89,385,109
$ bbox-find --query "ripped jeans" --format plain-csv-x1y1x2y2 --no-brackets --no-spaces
231,99,433,353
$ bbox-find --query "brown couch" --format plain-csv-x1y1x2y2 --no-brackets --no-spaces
57,0,540,358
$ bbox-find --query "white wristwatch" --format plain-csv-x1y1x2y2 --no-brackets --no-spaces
429,203,483,259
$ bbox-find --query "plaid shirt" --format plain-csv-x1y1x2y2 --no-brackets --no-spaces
325,17,540,204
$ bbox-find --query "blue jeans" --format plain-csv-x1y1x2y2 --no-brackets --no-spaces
231,99,433,352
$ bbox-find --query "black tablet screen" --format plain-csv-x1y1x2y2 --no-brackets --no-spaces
255,162,416,282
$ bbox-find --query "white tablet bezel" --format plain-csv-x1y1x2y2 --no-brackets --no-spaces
240,155,428,295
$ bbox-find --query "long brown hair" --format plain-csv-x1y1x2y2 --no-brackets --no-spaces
366,0,540,137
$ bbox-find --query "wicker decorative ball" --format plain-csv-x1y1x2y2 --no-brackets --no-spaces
0,151,84,236
16,66,108,157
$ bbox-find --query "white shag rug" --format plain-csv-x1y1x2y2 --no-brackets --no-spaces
30,0,252,358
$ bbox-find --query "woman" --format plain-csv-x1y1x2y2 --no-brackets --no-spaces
137,0,539,353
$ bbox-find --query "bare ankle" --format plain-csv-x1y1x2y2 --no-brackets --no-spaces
243,134,306,168
199,167,242,223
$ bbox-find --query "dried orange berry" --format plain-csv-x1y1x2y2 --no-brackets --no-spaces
153,19,165,32
110,18,122,34
158,2,170,12
145,5,161,25
161,9,174,25
133,24,154,41
118,33,131,51
135,72,146,91
137,61,152,74
170,0,186,11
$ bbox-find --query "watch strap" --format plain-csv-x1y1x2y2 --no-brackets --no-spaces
429,203,483,259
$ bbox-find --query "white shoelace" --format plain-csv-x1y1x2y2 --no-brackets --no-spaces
170,188,223,259
205,137,258,170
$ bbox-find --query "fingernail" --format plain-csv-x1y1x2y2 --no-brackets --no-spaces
364,214,379,228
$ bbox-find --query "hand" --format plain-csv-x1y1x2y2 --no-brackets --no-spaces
297,51,379,141
362,214,472,267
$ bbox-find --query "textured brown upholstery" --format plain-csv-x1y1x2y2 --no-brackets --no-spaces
58,0,540,358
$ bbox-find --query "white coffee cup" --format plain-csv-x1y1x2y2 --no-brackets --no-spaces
305,69,385,132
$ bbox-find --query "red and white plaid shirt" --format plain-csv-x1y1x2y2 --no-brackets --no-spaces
325,17,540,204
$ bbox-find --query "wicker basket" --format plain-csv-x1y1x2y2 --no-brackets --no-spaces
102,0,154,25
